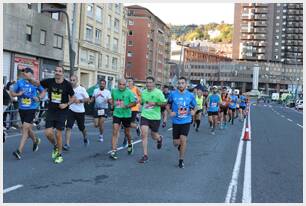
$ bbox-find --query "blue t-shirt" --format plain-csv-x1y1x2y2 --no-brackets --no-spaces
229,95,238,109
13,78,44,110
207,94,221,112
239,95,247,107
168,90,196,124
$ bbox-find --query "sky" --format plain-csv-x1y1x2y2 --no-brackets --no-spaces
124,3,235,25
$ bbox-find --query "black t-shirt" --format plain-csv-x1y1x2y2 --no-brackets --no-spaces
3,88,11,106
40,78,74,111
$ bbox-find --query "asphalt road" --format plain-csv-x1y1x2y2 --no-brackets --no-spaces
3,103,303,203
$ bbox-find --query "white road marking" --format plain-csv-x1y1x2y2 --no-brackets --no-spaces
281,115,285,118
264,105,267,107
242,107,252,203
297,124,303,128
225,118,246,203
287,118,293,122
3,184,23,194
107,139,142,154
167,127,173,131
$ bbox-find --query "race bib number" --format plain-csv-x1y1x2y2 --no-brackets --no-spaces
116,99,124,108
98,109,105,116
51,92,62,103
21,98,31,106
211,102,217,107
144,103,154,109
178,107,188,118
221,102,226,106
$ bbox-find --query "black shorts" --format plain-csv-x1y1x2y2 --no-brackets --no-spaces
45,110,67,130
229,108,236,112
208,111,219,116
161,106,166,113
172,123,191,139
19,109,36,124
66,109,85,131
94,108,108,118
195,109,203,115
220,106,228,115
131,111,139,123
113,116,131,128
240,106,246,110
140,116,160,133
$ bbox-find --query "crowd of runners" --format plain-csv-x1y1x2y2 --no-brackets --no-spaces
4,66,249,168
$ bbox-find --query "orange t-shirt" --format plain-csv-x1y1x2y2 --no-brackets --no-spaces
130,86,141,112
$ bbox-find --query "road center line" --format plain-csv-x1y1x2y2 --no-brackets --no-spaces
287,118,293,122
225,118,246,203
297,124,303,128
3,184,23,194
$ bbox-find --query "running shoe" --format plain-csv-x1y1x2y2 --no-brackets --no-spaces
52,148,59,160
98,134,104,142
211,129,216,135
122,137,128,148
127,144,133,155
157,136,163,149
136,125,141,136
84,138,89,146
54,154,64,164
162,122,166,128
109,151,118,160
138,155,148,163
33,137,41,152
178,159,184,168
63,144,70,151
13,150,21,160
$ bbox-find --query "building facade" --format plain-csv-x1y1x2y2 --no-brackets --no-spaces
62,3,128,89
232,3,303,65
3,3,66,84
125,5,171,86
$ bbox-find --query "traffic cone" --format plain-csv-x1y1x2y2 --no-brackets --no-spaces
243,121,250,141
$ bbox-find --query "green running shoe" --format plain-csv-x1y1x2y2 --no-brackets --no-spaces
52,148,59,160
54,154,63,164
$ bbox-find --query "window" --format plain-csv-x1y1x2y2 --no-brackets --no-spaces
128,10,134,16
112,57,118,69
40,30,46,45
86,25,93,41
108,15,112,29
114,18,120,33
95,29,102,44
88,52,96,66
105,55,110,68
26,25,32,42
87,3,94,17
128,40,133,46
96,7,103,22
80,49,87,63
27,3,32,9
108,4,112,10
128,30,133,36
127,51,133,57
106,35,110,48
52,12,59,20
127,62,132,69
113,38,118,51
276,16,280,19
53,34,63,49
128,20,134,25
115,3,120,14
98,54,103,67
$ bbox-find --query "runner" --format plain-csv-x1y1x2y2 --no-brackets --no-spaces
122,77,142,147
109,79,136,160
63,75,90,150
161,85,170,128
193,89,204,132
207,86,221,135
235,93,240,119
138,76,166,163
220,87,230,129
238,92,247,121
10,67,45,159
228,90,238,125
166,76,196,168
90,79,112,142
40,66,75,163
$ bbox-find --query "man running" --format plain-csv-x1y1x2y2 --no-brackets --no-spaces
228,90,238,125
122,77,142,147
91,79,112,142
11,67,45,159
161,85,170,128
138,76,166,163
207,86,221,135
220,87,230,129
238,92,247,121
40,66,75,163
109,79,136,160
63,75,90,150
193,89,204,132
167,77,196,168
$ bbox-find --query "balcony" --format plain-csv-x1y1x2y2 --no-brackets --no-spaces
257,54,266,60
258,48,266,53
254,3,268,7
254,28,267,33
254,21,267,27
258,41,267,47
254,14,268,20
254,8,268,13
254,34,267,40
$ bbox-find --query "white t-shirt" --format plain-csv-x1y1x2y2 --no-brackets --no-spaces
69,85,89,113
93,88,111,109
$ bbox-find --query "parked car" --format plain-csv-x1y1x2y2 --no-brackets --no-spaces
286,99,296,108
295,100,303,110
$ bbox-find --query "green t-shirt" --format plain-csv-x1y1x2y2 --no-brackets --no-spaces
111,88,136,118
141,88,167,120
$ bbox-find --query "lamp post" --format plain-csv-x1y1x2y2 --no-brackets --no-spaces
41,8,76,77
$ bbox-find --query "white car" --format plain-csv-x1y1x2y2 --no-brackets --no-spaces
296,100,303,110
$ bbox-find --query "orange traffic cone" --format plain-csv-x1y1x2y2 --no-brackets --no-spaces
243,122,250,141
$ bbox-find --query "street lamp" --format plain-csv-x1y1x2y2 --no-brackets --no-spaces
41,8,76,77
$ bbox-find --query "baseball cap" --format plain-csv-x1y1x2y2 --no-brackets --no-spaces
23,67,34,74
